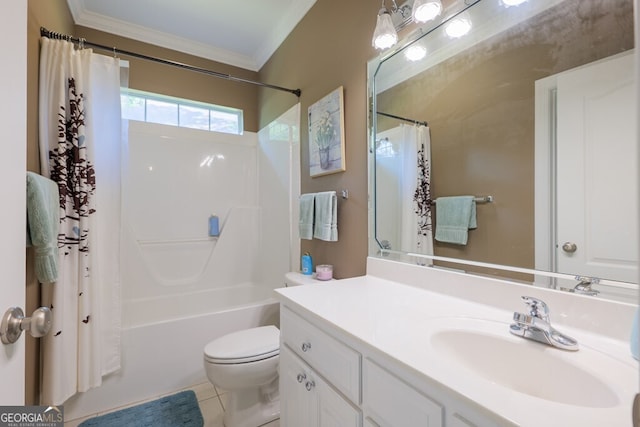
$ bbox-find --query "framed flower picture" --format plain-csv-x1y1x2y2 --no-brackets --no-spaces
308,86,346,177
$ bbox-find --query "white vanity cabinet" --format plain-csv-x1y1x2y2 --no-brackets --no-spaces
280,307,361,427
279,305,506,427
280,346,361,427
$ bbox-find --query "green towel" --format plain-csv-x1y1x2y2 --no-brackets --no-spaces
434,196,477,245
26,172,60,283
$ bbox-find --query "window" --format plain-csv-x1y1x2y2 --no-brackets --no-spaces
121,89,243,135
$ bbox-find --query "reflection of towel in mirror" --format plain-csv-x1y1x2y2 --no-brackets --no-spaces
434,196,476,245
313,191,338,242
26,172,60,283
299,193,315,240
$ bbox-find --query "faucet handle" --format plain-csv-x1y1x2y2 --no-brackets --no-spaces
521,296,549,319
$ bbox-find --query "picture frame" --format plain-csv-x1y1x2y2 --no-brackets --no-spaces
308,86,346,177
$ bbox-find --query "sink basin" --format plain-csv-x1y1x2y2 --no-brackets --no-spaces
428,318,628,408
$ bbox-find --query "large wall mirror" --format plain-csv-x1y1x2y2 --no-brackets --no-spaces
368,0,638,303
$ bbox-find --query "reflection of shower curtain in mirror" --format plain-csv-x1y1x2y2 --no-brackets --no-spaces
399,124,433,256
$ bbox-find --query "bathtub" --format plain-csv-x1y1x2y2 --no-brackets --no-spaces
123,284,277,328
64,290,280,421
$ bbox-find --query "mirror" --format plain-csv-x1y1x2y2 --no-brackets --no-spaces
368,0,637,302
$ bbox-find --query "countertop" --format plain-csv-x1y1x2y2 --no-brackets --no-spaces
275,272,638,427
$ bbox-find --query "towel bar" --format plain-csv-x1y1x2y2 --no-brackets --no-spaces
430,196,493,205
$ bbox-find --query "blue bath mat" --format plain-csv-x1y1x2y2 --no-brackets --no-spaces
78,390,204,427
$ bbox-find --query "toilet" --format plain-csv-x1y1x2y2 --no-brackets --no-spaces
204,325,280,427
203,272,309,427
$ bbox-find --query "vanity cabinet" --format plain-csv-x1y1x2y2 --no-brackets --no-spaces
280,305,507,427
280,345,361,427
280,307,361,427
280,307,360,403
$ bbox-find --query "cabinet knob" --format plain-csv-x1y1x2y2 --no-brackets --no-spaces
301,342,312,352
296,373,306,383
305,380,315,391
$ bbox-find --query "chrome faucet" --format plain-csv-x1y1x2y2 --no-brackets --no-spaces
509,296,578,351
570,276,600,296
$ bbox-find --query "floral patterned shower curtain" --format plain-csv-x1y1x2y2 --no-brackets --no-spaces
38,37,122,405
399,124,433,257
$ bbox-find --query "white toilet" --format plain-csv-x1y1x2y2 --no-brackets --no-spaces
204,325,280,427
203,272,310,427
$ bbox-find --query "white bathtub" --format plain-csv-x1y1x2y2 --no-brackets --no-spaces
64,291,280,420
123,284,277,328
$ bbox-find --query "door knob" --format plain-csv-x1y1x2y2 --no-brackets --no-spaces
1,307,52,345
562,242,577,253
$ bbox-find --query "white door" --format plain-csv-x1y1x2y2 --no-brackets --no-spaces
0,0,28,404
556,52,638,283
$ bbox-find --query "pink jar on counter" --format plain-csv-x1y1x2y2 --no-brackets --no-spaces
315,264,333,281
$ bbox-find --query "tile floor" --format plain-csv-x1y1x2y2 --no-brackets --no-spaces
63,382,280,427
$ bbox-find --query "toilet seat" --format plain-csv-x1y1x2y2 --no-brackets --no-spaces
204,325,280,365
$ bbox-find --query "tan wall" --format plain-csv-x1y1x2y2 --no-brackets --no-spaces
74,27,260,133
258,0,379,278
26,0,75,405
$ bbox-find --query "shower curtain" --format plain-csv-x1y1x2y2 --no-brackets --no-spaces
399,124,433,257
38,37,122,405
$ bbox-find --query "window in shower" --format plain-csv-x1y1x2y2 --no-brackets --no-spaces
121,88,244,135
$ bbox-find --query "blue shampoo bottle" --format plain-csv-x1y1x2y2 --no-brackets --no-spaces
301,253,313,275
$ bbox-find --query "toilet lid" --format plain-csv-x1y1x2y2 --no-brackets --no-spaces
204,325,280,364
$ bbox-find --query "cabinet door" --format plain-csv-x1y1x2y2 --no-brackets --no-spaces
280,345,317,427
317,377,361,427
281,345,361,427
363,358,444,427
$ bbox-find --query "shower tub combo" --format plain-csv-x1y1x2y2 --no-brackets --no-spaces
64,108,300,419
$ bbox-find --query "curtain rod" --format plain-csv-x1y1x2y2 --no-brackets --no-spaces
40,27,301,98
377,111,428,127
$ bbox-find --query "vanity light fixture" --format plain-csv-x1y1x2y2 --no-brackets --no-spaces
372,1,399,50
405,44,427,61
412,0,442,23
444,14,472,38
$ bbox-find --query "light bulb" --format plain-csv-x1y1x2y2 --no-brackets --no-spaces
372,9,398,50
412,0,443,23
445,16,472,38
405,45,427,61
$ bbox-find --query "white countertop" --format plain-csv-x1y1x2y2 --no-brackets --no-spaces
275,268,638,427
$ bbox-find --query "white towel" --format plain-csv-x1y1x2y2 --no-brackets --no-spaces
299,193,315,240
313,191,338,242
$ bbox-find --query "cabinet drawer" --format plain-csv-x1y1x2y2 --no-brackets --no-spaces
281,307,361,403
363,358,444,427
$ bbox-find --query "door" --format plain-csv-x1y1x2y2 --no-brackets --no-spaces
556,52,638,283
0,0,28,404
